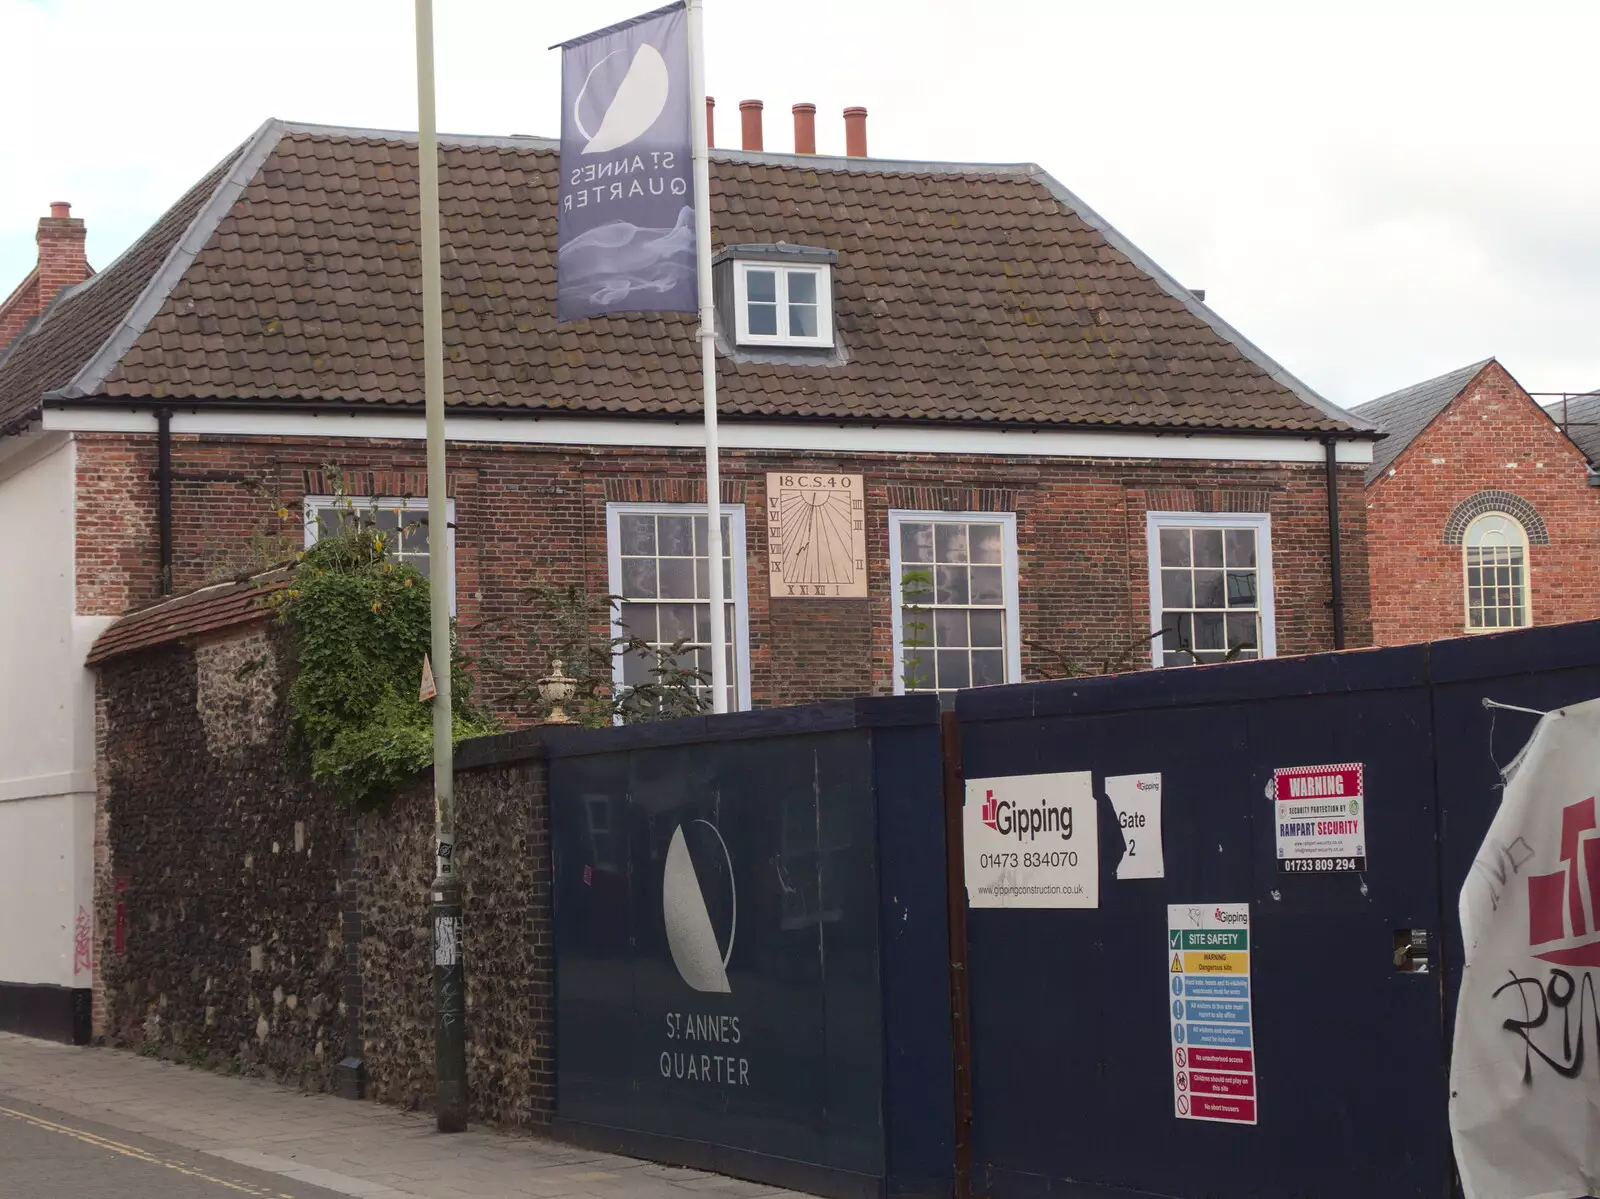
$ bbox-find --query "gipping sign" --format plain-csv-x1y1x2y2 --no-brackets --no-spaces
964,772,1098,909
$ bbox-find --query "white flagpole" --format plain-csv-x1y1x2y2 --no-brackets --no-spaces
686,0,728,714
414,0,466,1132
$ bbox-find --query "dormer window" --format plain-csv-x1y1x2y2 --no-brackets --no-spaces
714,244,837,352
734,261,830,347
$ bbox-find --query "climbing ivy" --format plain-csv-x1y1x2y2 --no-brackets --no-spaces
270,499,496,809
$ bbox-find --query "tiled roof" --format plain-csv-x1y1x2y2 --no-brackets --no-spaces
4,120,1371,436
1349,360,1494,484
87,571,287,665
1547,392,1600,464
0,147,245,435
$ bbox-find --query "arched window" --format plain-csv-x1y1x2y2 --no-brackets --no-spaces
1463,512,1531,631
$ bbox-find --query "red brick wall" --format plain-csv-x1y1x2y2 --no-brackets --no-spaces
74,431,1370,716
1366,362,1600,645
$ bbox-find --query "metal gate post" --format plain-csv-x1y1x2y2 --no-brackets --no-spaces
941,710,975,1199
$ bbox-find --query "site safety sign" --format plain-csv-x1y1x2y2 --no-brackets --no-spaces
1169,903,1257,1125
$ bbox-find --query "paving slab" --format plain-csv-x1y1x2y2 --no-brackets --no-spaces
0,1034,811,1199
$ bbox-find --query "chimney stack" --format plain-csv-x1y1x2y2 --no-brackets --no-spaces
0,202,90,349
739,100,764,151
843,107,868,158
706,96,715,147
792,103,816,155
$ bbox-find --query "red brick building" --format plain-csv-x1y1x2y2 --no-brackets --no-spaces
1351,359,1600,645
0,114,1383,1031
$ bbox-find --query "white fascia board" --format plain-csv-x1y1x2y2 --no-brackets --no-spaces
41,405,1375,465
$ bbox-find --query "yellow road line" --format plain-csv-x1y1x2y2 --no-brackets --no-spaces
0,1104,295,1198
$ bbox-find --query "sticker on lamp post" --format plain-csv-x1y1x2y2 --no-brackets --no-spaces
964,772,1098,908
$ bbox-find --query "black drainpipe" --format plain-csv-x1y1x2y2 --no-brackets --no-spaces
1324,436,1345,650
157,408,173,595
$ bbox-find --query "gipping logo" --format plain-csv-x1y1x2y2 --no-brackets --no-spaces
1527,795,1600,967
1214,907,1248,925
663,820,736,993
573,40,671,155
979,788,1075,842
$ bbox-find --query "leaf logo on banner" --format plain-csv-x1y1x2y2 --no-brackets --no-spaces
576,44,670,154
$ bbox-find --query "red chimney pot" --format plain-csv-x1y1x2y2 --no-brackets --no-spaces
739,99,764,152
705,96,715,148
50,202,71,219
843,107,868,158
792,103,817,155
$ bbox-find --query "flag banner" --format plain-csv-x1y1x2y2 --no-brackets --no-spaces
556,2,696,321
1449,695,1600,1199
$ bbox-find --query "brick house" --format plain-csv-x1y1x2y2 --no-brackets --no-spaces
1351,358,1600,646
0,113,1377,1036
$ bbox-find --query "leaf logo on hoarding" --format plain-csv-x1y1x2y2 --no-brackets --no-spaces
663,821,736,993
575,44,670,154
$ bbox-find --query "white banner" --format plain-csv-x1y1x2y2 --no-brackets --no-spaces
1450,696,1600,1199
964,772,1097,908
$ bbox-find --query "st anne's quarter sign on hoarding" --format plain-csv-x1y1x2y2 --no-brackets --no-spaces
964,772,1099,908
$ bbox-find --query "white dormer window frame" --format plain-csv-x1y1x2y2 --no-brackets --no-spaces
732,260,832,348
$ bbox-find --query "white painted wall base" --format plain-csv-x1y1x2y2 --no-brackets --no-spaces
0,435,106,990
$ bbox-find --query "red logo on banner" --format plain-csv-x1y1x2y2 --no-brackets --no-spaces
981,789,999,832
1528,796,1600,967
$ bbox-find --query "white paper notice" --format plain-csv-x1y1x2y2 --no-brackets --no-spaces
965,772,1098,908
1107,773,1164,880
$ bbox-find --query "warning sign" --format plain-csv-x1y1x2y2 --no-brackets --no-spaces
1273,762,1365,873
1169,903,1257,1124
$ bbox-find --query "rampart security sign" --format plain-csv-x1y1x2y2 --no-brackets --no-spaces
964,772,1098,909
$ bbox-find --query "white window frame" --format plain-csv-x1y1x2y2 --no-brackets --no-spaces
605,502,753,712
732,260,832,348
888,510,1022,696
1462,511,1532,633
303,495,456,615
1145,511,1276,669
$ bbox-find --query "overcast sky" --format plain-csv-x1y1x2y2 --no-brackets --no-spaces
3,0,1596,408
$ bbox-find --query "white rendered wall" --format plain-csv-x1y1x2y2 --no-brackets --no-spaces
0,434,107,988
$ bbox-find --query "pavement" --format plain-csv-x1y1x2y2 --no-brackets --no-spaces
0,1033,801,1199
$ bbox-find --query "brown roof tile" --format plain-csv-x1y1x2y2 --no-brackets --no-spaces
86,571,288,665
3,121,1368,435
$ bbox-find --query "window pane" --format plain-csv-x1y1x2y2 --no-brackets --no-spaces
936,650,971,690
659,558,695,599
787,271,817,304
1159,569,1193,608
746,269,777,302
695,606,711,643
970,565,1004,605
1194,612,1226,651
622,558,657,598
1193,570,1225,609
969,610,1004,647
658,603,696,643
934,609,968,647
621,644,654,685
1227,571,1257,608
748,303,778,336
935,524,970,564
659,515,693,556
788,303,818,338
1225,613,1258,652
1159,528,1190,566
970,524,1003,564
1161,611,1192,654
903,648,931,691
900,522,933,564
1193,529,1224,568
619,514,656,556
902,608,932,650
691,515,733,558
971,650,1006,687
935,565,969,605
1224,529,1257,568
